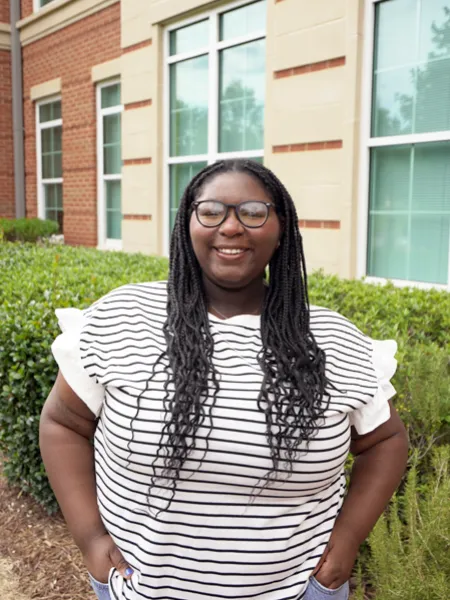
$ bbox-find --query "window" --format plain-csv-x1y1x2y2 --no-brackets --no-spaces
165,0,266,235
97,81,123,249
35,0,57,9
363,0,450,287
36,98,63,232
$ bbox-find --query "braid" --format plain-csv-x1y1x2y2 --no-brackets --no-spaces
142,158,330,512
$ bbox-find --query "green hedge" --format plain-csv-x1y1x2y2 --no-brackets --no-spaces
0,242,449,515
0,218,59,242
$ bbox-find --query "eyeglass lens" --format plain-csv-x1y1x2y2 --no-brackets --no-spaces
196,201,269,227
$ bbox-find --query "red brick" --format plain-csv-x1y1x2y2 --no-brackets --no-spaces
22,3,121,246
0,48,14,218
274,56,346,80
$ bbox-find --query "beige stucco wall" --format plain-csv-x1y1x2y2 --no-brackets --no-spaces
120,0,365,271
264,0,364,278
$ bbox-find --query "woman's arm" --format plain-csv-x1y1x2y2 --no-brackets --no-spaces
40,371,132,582
313,401,408,588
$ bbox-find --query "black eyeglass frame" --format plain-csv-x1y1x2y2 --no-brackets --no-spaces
191,200,277,229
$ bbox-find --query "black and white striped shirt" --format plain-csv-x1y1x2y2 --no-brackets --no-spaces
52,281,397,600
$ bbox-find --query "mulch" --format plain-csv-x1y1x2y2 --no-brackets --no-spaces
0,472,95,600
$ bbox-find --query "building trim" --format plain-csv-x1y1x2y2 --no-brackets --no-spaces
124,100,153,110
274,56,346,79
30,77,62,101
273,140,343,153
299,220,341,230
123,158,153,166
92,57,121,83
18,0,120,47
0,23,11,51
122,39,152,54
123,214,152,221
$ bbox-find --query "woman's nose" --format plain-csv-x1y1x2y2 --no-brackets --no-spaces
218,207,245,235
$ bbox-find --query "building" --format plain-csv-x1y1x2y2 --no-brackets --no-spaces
0,0,449,289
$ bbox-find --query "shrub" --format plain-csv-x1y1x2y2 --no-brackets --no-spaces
0,243,168,512
0,244,449,515
0,218,59,243
358,447,450,600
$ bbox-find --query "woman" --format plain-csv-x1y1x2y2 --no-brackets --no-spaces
40,159,408,600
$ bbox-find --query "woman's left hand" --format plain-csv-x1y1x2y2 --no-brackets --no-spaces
312,530,360,590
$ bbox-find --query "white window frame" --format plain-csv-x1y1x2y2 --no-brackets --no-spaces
33,0,57,11
96,79,123,251
358,0,450,291
36,96,63,228
163,0,266,255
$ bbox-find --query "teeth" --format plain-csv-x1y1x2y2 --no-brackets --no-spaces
218,248,246,255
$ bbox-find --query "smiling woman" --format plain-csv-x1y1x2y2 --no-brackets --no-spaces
40,159,408,600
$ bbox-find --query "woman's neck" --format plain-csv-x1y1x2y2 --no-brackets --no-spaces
203,276,266,318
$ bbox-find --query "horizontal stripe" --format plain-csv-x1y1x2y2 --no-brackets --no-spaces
51,280,390,600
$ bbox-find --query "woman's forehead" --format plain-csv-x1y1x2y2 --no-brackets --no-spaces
197,171,271,201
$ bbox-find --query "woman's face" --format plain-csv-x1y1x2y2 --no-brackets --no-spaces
189,171,282,289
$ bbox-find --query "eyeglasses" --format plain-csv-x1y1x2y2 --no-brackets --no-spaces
192,200,275,228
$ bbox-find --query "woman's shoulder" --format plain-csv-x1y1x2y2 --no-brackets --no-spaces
85,280,168,317
309,305,371,354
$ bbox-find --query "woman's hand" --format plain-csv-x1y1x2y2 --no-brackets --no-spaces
312,531,359,590
83,532,133,584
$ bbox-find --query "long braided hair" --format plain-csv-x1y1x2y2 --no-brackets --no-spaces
147,159,330,510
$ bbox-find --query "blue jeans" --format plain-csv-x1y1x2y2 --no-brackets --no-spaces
304,576,350,599
89,573,111,600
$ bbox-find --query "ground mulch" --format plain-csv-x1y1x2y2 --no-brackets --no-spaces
0,472,95,600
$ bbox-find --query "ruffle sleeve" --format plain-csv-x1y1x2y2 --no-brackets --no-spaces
51,307,105,417
349,339,398,435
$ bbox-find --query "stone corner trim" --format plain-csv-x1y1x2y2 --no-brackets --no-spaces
30,77,62,101
122,39,153,54
273,140,343,153
123,158,153,166
299,220,341,230
17,0,120,47
92,57,121,83
124,100,153,110
274,56,346,80
123,214,152,221
0,23,11,51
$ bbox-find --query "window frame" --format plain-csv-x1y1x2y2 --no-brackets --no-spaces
163,0,266,255
36,95,63,231
33,0,57,11
96,79,123,251
358,0,450,291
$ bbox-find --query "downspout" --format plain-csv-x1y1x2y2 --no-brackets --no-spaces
9,0,25,219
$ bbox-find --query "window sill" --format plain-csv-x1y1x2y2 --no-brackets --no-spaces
17,0,119,47
363,276,449,293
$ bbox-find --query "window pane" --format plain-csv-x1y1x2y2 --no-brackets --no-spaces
372,0,450,137
101,83,121,109
169,20,209,56
170,162,207,230
105,181,122,240
219,40,265,153
39,101,61,123
40,0,56,6
170,56,208,157
41,126,62,178
368,143,450,284
104,146,121,175
105,180,122,211
220,0,266,41
104,114,121,144
44,184,63,232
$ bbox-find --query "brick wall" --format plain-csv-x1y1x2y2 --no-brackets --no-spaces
0,46,14,219
22,3,121,245
21,0,33,19
1,0,10,22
